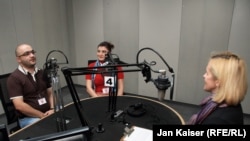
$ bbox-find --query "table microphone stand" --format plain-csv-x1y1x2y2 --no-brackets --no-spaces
105,54,119,114
107,67,118,113
50,73,67,132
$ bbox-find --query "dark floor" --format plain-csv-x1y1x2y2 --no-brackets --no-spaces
1,85,250,134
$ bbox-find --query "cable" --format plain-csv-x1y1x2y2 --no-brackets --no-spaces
136,47,175,100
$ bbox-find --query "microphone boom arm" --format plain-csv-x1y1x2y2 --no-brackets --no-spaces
136,47,175,100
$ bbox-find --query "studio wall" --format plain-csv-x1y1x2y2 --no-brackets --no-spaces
0,0,70,114
72,0,250,114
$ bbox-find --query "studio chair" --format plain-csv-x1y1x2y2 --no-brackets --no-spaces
0,73,21,134
87,60,96,66
0,124,10,141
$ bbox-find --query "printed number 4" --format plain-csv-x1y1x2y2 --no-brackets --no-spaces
104,76,114,87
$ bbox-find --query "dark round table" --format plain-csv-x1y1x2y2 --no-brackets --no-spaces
9,95,184,141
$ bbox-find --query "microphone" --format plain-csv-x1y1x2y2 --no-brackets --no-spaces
102,53,113,77
105,53,114,64
105,53,122,65
141,64,151,83
43,57,59,82
155,69,171,101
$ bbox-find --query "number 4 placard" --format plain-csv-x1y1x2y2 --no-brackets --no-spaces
104,76,114,87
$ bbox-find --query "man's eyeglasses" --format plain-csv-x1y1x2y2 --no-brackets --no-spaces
18,50,36,57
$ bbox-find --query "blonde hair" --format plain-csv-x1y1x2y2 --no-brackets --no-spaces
209,51,248,106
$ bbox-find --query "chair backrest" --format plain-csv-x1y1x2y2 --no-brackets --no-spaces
88,60,96,65
0,73,19,127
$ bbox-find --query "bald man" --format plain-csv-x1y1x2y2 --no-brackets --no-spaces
7,44,54,128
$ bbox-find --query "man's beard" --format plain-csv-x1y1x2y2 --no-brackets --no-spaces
23,62,36,69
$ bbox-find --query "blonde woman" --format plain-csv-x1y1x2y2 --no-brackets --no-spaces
188,51,248,124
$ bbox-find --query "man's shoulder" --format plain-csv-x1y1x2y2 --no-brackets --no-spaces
8,69,26,81
9,69,22,76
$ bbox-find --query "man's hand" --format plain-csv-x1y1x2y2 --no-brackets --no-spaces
43,109,54,117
